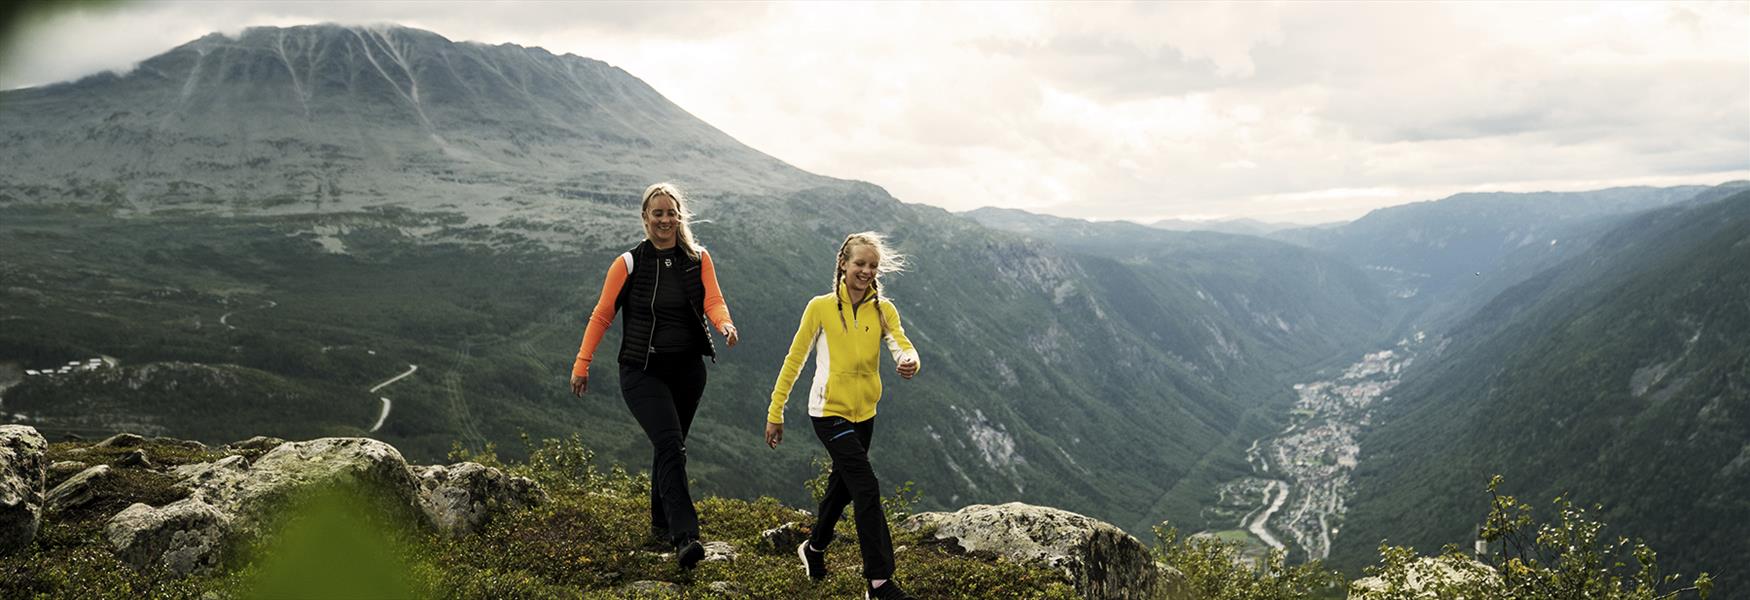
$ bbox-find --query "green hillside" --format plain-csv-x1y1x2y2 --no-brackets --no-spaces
1333,192,1750,589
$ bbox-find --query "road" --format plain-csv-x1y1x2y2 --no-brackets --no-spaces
367,364,417,433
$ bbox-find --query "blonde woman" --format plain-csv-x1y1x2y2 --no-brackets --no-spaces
766,232,921,599
569,182,739,569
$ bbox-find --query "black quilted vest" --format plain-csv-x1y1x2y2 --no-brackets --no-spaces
615,240,716,368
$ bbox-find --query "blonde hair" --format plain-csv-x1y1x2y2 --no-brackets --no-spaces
832,231,908,332
641,182,704,260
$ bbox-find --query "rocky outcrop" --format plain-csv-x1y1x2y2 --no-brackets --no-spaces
1349,555,1499,599
411,462,546,537
902,502,1187,600
758,521,809,554
1,425,48,555
105,437,543,575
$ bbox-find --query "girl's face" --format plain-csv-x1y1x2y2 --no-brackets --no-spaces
644,194,678,248
840,244,880,296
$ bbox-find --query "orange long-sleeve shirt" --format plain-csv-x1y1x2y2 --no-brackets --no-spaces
572,249,732,378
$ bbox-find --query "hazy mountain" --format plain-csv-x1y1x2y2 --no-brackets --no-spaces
0,24,1390,536
1271,186,1717,335
1331,190,1750,589
1148,217,1304,237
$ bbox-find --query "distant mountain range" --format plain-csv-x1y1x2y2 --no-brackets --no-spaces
1,23,1742,587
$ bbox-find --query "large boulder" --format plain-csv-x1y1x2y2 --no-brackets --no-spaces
106,437,422,574
902,502,1187,600
106,437,545,574
0,425,48,555
411,462,546,536
106,500,229,575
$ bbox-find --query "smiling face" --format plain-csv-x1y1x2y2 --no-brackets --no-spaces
840,243,880,298
643,193,679,248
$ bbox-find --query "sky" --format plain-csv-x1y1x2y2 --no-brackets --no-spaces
2,1,1747,224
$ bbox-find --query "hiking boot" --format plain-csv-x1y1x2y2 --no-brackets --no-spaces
797,541,827,580
676,539,705,570
866,579,916,600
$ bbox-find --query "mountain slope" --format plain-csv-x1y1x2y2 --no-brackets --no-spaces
1332,192,1750,588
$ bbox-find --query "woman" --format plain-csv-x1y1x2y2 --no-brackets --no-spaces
569,182,738,569
765,231,921,600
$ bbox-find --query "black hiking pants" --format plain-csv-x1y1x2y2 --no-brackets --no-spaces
808,416,895,580
620,353,706,546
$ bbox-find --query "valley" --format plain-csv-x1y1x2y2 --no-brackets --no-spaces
1209,335,1423,563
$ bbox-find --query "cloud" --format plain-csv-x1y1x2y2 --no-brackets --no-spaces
1,1,1745,223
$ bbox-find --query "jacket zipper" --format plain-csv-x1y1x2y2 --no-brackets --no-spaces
644,252,660,370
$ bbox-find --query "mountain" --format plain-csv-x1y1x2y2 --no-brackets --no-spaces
1148,217,1303,237
0,24,1390,537
1330,190,1750,589
1271,186,1718,335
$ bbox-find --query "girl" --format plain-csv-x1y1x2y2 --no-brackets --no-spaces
765,231,921,600
569,182,738,569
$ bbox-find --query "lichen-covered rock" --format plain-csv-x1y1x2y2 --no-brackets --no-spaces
0,425,48,555
702,540,736,563
758,521,809,554
48,460,90,478
116,448,156,469
1349,555,1499,599
96,432,147,448
902,502,1187,600
411,462,546,536
46,464,115,511
226,435,284,454
106,500,229,575
108,438,423,573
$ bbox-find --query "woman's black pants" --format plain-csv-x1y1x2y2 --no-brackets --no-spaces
620,353,705,546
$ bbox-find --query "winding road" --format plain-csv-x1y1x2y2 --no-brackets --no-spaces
367,364,417,433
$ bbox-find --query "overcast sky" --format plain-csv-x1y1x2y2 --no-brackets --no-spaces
2,1,1746,223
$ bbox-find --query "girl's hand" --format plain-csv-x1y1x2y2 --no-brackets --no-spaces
896,357,918,379
570,374,588,396
765,422,784,449
719,323,739,348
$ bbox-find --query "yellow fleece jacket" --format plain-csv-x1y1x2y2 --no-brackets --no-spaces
767,283,920,424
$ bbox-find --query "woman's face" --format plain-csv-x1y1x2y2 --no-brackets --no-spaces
840,244,880,297
644,194,679,248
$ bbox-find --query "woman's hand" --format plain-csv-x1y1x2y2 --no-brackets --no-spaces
896,357,919,379
765,422,784,449
570,374,588,397
719,323,739,348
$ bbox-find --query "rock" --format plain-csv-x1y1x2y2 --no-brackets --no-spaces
705,581,749,597
96,433,147,448
48,460,90,478
46,464,114,511
1,425,48,555
702,540,736,563
156,437,208,451
116,449,156,469
759,521,809,554
411,462,546,536
901,502,1188,600
106,500,228,576
226,436,284,453
1349,555,1499,599
107,437,423,574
